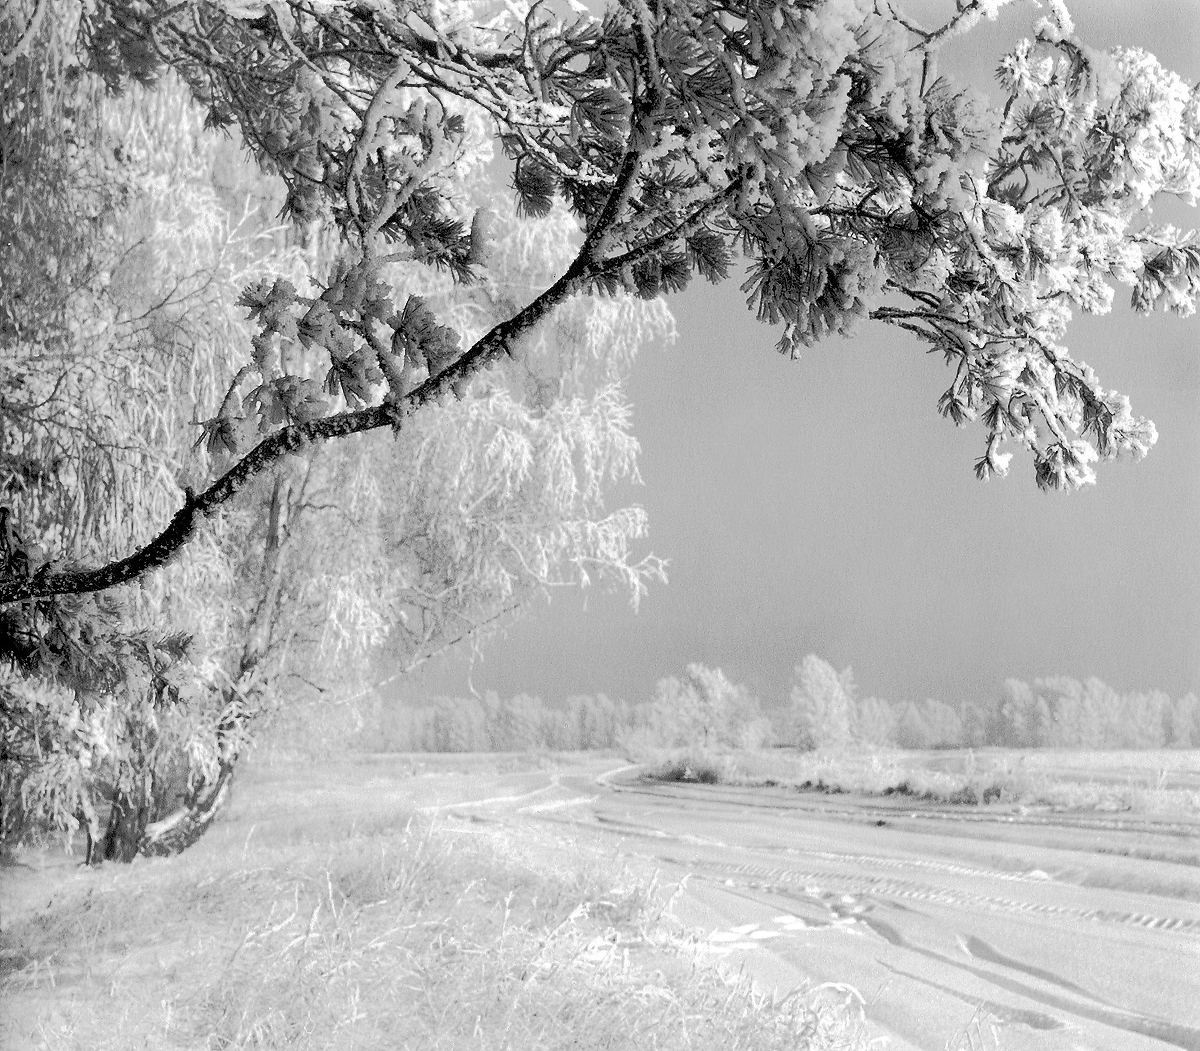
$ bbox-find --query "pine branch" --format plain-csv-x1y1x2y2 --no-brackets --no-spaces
0,240,599,607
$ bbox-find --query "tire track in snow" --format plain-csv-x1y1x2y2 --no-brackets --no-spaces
694,858,1200,938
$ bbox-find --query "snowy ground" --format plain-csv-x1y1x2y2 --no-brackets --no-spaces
4,749,1199,1051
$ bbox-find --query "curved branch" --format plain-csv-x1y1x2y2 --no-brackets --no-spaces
0,0,47,69
0,247,596,607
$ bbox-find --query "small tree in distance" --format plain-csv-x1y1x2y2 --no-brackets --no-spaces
789,654,857,750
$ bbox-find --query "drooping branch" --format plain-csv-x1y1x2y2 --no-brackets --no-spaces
0,248,596,607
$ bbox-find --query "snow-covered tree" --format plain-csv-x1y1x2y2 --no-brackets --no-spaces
1,1,670,858
1165,693,1199,748
4,0,1197,615
0,48,313,856
629,663,764,749
4,0,1199,846
789,653,856,749
855,695,899,748
916,698,963,748
894,701,932,750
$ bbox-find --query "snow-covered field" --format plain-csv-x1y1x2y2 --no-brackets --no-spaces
4,749,1198,1050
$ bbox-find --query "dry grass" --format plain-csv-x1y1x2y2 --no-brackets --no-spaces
1,757,871,1051
644,747,1200,816
648,753,737,786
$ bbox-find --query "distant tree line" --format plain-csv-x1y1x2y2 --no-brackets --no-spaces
346,655,1198,755
349,663,772,754
353,690,628,754
787,656,1200,751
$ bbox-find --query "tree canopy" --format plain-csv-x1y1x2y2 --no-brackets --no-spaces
0,1,669,855
2,0,1198,611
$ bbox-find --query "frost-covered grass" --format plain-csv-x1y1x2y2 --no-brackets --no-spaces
1,756,871,1051
644,747,1200,815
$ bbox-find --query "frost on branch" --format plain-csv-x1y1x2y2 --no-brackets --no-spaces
84,0,1198,491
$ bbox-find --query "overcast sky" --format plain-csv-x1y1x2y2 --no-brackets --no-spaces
393,1,1200,711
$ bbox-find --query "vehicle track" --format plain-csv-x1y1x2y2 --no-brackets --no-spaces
628,779,1200,838
688,857,1200,937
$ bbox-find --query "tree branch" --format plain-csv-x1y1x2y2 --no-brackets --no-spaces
0,0,47,69
0,246,597,607
579,0,664,261
596,179,742,276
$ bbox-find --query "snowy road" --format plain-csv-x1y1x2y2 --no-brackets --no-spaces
455,760,1200,1051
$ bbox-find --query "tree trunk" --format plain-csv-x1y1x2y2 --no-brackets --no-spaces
101,778,151,862
133,465,298,859
77,788,102,866
138,761,237,857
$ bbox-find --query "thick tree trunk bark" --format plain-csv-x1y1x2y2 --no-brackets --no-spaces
138,762,236,856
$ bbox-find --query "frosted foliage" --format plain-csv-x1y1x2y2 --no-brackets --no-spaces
293,184,671,668
310,381,662,671
790,654,856,750
3,0,676,850
642,663,762,749
484,203,677,384
390,198,676,398
14,0,1194,619
3,73,309,566
152,0,1196,494
170,65,671,675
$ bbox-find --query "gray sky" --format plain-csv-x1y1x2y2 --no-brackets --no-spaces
395,1,1200,711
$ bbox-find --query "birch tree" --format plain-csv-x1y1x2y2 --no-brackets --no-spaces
789,653,856,749
1,1,668,858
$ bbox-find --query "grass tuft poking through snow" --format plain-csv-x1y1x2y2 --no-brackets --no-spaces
1,757,870,1051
